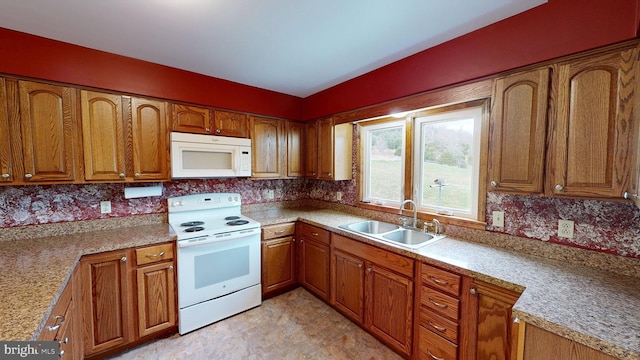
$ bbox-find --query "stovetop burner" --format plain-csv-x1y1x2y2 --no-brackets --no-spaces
227,219,249,226
224,216,240,220
181,221,205,227
184,226,205,232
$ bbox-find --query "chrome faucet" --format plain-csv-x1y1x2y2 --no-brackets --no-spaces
398,199,418,228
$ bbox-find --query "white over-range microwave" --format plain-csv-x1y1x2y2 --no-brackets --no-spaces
170,132,252,178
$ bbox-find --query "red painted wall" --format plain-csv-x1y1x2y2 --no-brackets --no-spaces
303,0,640,120
0,28,303,120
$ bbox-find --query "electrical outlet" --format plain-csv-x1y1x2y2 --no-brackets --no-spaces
558,219,574,238
336,192,342,201
492,211,504,228
266,189,275,199
100,201,112,214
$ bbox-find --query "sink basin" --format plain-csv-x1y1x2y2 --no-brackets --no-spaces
341,220,399,234
381,229,438,247
339,220,444,249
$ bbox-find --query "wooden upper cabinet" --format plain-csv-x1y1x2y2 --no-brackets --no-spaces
489,68,550,194
317,117,352,180
304,120,318,177
286,121,304,177
214,110,249,138
172,104,211,134
17,80,79,183
317,117,334,179
0,78,13,183
130,97,169,181
250,116,284,178
81,91,127,181
549,47,638,199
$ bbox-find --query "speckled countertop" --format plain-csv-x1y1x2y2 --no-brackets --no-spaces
0,220,175,342
246,208,640,360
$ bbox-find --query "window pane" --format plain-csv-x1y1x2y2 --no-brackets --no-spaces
417,114,477,215
364,124,404,203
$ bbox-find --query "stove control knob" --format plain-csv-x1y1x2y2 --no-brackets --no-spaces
171,201,183,207
234,196,238,202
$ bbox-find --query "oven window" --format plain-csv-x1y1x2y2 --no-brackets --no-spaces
183,150,232,170
194,246,250,289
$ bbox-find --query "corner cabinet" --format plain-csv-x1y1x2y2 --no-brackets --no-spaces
261,223,298,299
332,233,414,358
316,118,353,180
286,121,305,177
297,222,331,301
304,120,318,177
489,44,640,200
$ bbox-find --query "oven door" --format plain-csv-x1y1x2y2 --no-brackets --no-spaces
176,228,261,309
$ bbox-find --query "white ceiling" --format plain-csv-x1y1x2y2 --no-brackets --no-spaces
0,0,546,97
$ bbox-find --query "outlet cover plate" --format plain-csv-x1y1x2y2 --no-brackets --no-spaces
336,192,342,201
100,201,112,214
558,219,574,238
492,211,504,228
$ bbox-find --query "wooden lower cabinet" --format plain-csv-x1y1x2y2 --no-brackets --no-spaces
297,222,331,301
522,324,617,360
331,233,414,358
80,243,177,358
261,223,297,299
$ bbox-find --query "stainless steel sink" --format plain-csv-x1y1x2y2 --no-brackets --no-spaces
342,220,399,234
339,220,445,249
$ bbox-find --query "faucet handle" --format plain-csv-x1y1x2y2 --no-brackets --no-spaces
399,217,409,226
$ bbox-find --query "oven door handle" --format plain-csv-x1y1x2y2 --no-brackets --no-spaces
177,228,260,248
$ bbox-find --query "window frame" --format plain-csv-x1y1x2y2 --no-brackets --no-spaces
356,99,489,228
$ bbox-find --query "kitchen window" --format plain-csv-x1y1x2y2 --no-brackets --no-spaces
358,100,488,223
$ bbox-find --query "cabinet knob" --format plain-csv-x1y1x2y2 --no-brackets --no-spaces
169,265,174,271
24,173,33,179
554,184,564,191
300,239,304,243
624,192,638,199
1,173,9,179
490,180,498,187
121,256,127,262
358,264,362,268
328,172,332,177
470,288,477,295
367,268,372,273
292,238,296,242
216,129,221,134
119,173,125,178
59,349,65,358
205,127,210,133
513,317,520,324
134,173,140,178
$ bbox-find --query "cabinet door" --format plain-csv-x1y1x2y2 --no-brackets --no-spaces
250,116,284,178
331,249,365,324
304,120,318,177
465,280,521,360
18,80,78,182
0,78,13,183
172,104,211,134
214,110,248,137
81,91,127,181
261,236,297,299
365,263,413,357
136,261,177,337
130,97,169,181
317,117,334,179
550,48,638,198
299,237,330,301
286,121,304,177
489,68,549,194
81,250,134,356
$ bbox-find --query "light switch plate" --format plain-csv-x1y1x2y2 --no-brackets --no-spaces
492,211,504,228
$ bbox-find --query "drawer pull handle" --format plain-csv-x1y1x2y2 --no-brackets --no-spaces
47,315,65,332
59,337,69,345
428,320,447,332
275,229,286,234
428,298,448,309
146,251,166,258
311,232,319,236
429,276,449,286
59,349,65,358
427,349,445,360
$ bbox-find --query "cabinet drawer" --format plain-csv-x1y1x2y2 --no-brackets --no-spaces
419,325,458,360
136,243,174,266
421,286,459,320
297,222,330,244
420,308,459,344
262,223,296,240
421,263,460,296
39,281,73,341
